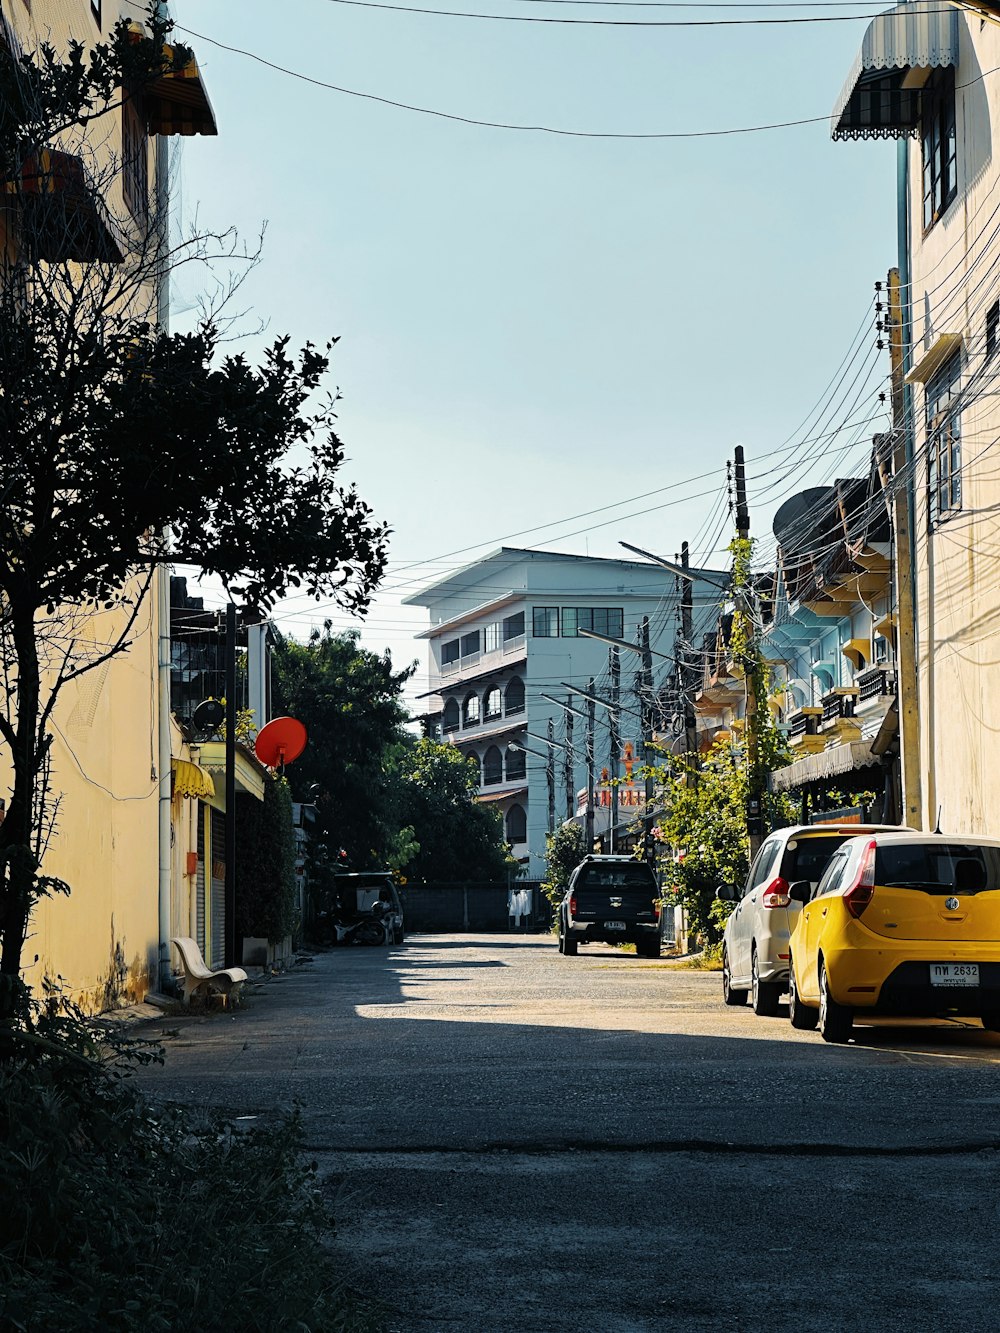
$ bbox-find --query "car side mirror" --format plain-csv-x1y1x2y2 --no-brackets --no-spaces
788,880,811,904
715,884,737,903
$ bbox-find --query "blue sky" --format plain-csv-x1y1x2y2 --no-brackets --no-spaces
168,0,897,703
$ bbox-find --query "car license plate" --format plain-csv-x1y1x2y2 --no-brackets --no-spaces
930,963,980,986
604,920,626,931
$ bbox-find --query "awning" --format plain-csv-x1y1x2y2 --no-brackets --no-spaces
477,786,528,804
810,659,837,689
127,24,218,135
832,0,960,141
3,149,124,262
769,739,879,792
841,637,871,672
171,758,216,800
198,740,267,802
906,332,963,384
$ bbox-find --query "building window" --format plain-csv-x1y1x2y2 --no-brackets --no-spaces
506,804,527,843
922,68,957,231
484,687,502,720
460,630,481,658
441,639,460,666
503,611,525,642
533,607,559,637
462,692,480,727
485,622,501,653
505,676,525,715
505,746,526,781
927,350,962,523
122,93,148,224
442,699,460,733
987,301,999,362
560,607,625,640
483,746,503,786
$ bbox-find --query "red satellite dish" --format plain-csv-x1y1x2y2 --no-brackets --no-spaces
255,716,308,769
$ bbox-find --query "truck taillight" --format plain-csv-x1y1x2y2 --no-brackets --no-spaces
569,895,577,916
844,839,878,919
761,876,790,908
652,901,661,921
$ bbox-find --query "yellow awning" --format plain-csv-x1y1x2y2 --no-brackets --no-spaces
171,758,216,800
841,637,871,671
874,614,896,641
127,24,218,136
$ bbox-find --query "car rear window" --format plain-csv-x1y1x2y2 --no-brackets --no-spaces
581,866,657,890
875,843,1000,894
781,835,854,884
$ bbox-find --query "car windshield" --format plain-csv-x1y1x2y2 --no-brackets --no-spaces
582,867,656,889
782,835,855,884
875,843,1000,894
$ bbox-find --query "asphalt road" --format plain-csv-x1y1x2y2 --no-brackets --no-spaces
135,935,1000,1331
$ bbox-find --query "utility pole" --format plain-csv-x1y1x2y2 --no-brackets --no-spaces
585,679,596,852
639,618,655,865
563,702,574,823
609,646,620,853
888,266,923,829
734,448,763,858
224,602,238,968
546,717,556,834
680,540,699,761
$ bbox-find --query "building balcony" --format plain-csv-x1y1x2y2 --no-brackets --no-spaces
856,665,896,708
788,707,826,754
820,689,861,745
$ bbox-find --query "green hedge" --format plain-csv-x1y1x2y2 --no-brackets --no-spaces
235,775,297,943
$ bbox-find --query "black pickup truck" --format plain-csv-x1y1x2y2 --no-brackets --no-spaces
558,855,662,958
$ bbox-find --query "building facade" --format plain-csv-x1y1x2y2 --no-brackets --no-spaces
834,0,1000,833
405,547,726,878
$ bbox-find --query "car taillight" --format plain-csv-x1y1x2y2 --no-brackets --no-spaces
761,875,790,908
652,902,660,920
569,895,577,916
844,839,877,919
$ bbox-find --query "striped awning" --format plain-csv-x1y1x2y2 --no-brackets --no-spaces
126,23,218,136
3,149,124,262
171,758,216,800
832,1,960,141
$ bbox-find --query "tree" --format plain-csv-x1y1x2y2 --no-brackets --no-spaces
235,776,298,945
0,13,389,1015
541,822,585,910
391,740,516,883
272,627,414,871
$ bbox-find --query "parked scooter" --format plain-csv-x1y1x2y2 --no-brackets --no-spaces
323,899,390,947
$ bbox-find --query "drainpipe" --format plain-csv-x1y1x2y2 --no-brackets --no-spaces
895,135,923,830
155,2,173,990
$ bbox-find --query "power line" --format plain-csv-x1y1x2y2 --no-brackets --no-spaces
324,0,895,24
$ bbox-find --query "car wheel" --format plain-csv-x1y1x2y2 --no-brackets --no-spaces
818,959,853,1043
722,946,748,1006
751,947,781,1017
393,926,405,945
636,939,661,959
788,956,818,1030
563,932,578,956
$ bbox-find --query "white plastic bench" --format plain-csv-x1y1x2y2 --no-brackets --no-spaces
171,936,248,1006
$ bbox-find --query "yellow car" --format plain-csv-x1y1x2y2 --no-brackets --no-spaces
787,831,1000,1043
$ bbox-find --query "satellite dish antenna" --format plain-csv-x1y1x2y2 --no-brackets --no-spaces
255,716,308,770
192,698,225,732
772,487,834,545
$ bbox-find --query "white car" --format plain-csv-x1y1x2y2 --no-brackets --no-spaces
717,823,897,1016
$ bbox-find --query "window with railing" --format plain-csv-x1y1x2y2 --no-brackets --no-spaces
927,350,962,523
442,699,460,732
505,746,526,781
857,667,896,703
462,692,480,727
461,629,481,658
921,67,957,231
484,687,502,720
122,93,148,224
506,804,527,843
485,622,501,653
505,676,525,715
441,638,460,666
483,746,503,785
503,611,525,643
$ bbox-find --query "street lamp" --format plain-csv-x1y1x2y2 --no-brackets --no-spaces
619,540,732,591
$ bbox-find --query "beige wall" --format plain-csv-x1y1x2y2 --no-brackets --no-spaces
7,1,164,1009
907,15,1000,834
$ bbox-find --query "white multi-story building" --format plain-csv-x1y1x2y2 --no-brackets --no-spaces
404,546,726,878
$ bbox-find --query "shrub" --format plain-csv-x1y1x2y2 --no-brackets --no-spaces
0,1000,376,1332
235,774,298,944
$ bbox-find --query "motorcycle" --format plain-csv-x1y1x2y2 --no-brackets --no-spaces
321,899,390,947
